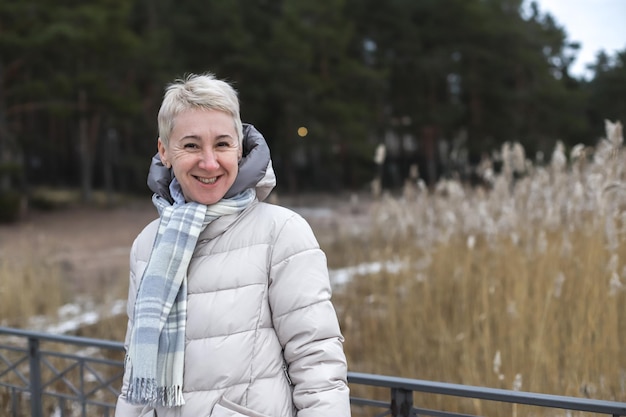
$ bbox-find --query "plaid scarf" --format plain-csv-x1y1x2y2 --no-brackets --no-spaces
126,188,256,407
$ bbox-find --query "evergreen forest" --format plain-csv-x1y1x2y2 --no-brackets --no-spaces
1,0,625,207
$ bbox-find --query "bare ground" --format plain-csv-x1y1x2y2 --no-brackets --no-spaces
0,193,371,295
0,199,159,294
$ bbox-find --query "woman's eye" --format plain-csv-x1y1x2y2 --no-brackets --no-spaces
183,143,199,149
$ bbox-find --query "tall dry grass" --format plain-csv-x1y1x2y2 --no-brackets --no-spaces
0,249,67,327
327,120,626,414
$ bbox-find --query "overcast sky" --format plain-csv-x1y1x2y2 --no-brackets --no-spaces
532,0,626,78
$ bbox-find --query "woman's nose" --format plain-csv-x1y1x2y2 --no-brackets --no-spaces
198,148,220,170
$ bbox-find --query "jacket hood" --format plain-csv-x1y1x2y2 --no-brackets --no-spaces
147,123,276,204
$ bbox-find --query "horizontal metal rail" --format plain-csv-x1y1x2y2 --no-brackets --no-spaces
1,326,625,417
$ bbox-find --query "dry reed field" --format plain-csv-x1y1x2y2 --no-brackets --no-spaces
1,121,625,415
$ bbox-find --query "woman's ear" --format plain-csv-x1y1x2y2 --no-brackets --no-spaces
157,138,170,168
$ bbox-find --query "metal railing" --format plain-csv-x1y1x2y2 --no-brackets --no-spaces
0,326,124,417
1,326,625,417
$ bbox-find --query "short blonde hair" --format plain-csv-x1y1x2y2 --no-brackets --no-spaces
157,73,243,147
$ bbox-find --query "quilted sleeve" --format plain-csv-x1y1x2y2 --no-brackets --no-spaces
269,213,351,417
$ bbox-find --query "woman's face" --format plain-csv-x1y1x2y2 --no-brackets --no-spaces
158,108,241,205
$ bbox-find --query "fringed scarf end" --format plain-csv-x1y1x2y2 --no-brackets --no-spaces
127,377,157,405
158,385,185,407
127,378,185,407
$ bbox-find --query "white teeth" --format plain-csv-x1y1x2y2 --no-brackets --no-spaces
197,177,217,184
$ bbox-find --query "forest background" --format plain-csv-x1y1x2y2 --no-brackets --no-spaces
1,0,625,214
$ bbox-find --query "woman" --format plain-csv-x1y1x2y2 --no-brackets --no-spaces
115,73,351,417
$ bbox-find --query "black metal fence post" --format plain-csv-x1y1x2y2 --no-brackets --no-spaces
27,337,43,417
391,387,413,417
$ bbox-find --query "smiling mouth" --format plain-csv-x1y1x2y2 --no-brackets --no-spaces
195,176,217,184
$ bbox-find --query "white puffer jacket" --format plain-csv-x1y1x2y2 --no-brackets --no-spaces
115,196,350,417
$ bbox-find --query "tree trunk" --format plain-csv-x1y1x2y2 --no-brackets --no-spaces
103,127,118,206
0,60,13,192
78,90,92,202
78,90,101,203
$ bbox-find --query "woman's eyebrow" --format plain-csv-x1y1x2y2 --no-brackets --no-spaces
177,133,234,141
179,134,201,141
216,133,234,140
